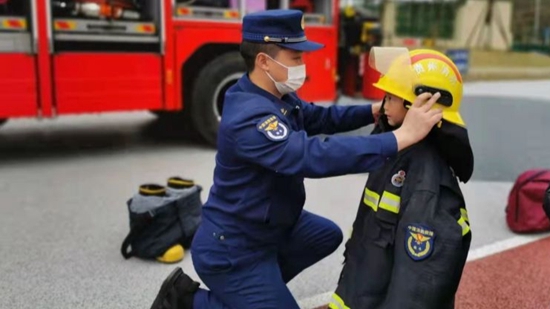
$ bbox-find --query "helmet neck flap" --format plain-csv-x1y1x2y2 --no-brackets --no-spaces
373,97,474,183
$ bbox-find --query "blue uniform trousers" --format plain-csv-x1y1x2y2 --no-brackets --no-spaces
191,210,343,309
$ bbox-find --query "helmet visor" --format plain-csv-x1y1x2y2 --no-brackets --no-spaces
369,47,419,100
368,46,410,74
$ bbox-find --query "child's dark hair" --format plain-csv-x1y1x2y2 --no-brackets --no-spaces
239,41,282,73
372,96,393,134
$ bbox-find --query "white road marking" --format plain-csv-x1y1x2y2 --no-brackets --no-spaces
465,233,550,262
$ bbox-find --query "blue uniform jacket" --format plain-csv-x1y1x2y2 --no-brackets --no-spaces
200,74,398,246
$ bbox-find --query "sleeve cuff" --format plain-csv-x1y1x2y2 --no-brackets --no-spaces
376,132,398,157
364,104,375,125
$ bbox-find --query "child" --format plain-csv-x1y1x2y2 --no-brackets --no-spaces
329,47,474,309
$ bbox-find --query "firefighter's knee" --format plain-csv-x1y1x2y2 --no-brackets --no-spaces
295,212,343,258
323,220,343,256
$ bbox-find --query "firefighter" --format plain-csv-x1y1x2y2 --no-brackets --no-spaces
148,11,443,309
329,47,475,309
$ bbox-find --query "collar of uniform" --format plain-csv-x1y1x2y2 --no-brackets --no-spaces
238,73,298,110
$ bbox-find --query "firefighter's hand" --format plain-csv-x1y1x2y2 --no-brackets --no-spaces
371,101,382,118
393,92,443,151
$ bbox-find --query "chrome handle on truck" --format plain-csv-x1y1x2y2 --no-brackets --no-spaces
160,0,167,55
45,0,54,53
30,0,39,53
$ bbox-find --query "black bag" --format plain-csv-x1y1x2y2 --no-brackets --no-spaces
121,179,202,260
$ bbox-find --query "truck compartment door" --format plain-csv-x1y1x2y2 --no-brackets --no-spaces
0,0,39,118
52,53,163,114
49,0,164,114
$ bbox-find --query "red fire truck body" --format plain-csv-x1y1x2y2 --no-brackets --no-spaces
0,0,364,146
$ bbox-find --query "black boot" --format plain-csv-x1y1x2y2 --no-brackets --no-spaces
150,267,200,309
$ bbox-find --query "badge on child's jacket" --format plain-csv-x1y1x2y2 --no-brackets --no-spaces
257,115,289,141
391,170,406,187
405,224,435,261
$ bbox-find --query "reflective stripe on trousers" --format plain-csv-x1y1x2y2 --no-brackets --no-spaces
328,293,350,309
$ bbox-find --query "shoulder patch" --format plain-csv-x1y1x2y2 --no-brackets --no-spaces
256,115,289,142
405,224,435,261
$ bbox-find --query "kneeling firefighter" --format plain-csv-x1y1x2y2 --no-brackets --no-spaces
329,47,475,309
121,177,203,263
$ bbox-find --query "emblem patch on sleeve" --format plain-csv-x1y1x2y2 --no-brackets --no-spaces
257,115,289,141
405,224,435,261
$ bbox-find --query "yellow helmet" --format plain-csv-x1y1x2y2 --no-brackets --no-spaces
371,48,465,127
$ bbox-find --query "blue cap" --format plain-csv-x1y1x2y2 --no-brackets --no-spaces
242,9,324,52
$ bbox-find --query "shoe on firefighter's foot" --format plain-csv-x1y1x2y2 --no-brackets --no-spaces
156,244,185,264
150,267,200,309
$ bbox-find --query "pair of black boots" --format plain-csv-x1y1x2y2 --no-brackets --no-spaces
121,177,202,264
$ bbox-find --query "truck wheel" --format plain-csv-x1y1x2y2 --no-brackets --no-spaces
190,52,246,147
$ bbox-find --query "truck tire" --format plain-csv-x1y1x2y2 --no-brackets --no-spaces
190,52,246,147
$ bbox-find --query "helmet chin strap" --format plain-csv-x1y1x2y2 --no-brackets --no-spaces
379,95,387,115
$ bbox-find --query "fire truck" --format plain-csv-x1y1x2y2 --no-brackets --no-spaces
0,0,380,147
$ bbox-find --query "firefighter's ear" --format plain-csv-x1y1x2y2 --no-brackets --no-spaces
256,53,271,71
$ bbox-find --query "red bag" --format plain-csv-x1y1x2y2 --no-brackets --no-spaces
506,169,550,233
543,182,550,220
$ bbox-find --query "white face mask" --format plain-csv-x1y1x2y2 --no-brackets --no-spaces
264,55,306,95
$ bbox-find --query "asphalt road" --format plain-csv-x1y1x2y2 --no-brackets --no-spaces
1,81,549,308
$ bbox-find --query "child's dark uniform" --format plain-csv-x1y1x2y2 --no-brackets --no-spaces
330,114,474,309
